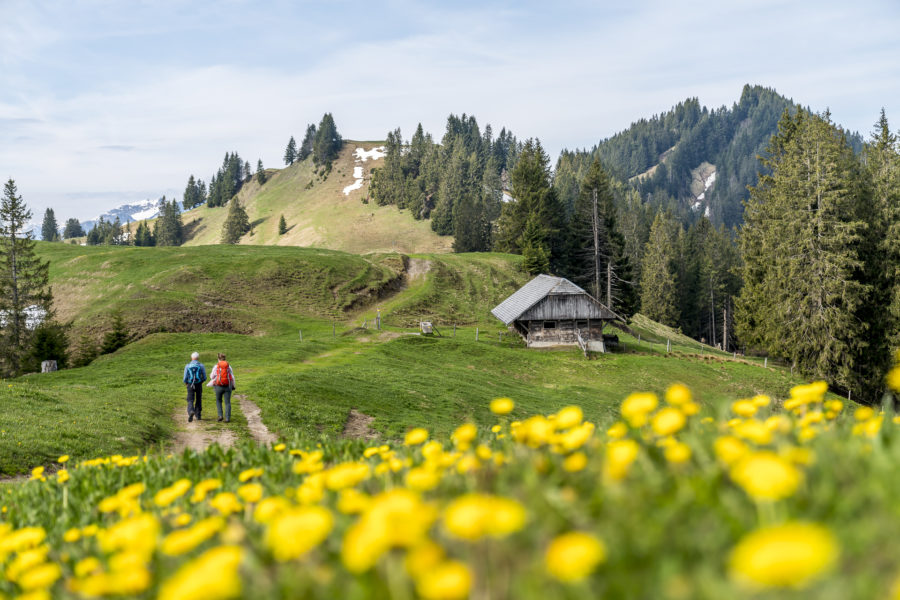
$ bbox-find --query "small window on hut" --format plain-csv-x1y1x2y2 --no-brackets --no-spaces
543,321,557,329
576,320,588,329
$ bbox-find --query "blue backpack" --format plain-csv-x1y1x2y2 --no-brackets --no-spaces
186,363,204,385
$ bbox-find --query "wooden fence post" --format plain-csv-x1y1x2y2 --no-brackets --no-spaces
666,339,670,353
476,327,479,341
764,357,768,368
453,324,456,337
298,329,302,342
333,321,336,338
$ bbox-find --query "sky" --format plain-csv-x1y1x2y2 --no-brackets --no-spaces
2,0,899,221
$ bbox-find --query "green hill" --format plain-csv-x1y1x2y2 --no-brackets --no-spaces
174,142,453,253
0,243,813,476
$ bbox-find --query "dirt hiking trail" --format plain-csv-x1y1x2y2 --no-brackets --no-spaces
170,394,277,453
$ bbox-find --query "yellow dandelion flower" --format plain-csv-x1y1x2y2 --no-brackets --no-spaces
563,451,588,472
729,522,837,588
752,395,771,408
886,366,900,394
606,421,628,439
555,406,583,430
337,489,371,514
190,479,222,503
664,441,692,465
404,540,445,578
237,483,264,504
56,469,69,484
161,517,225,556
665,383,691,406
57,455,69,464
731,400,758,418
490,397,514,415
18,562,62,592
324,462,371,491
621,392,658,427
415,560,472,600
63,528,81,543
404,428,429,446
272,443,286,452
266,506,333,561
238,468,263,482
603,439,639,482
154,479,192,507
854,406,875,421
451,423,477,447
74,556,102,578
405,467,440,492
253,497,291,524
733,419,773,445
0,527,46,553
158,545,243,600
545,532,607,582
730,451,801,501
443,494,526,540
209,493,242,516
651,407,686,436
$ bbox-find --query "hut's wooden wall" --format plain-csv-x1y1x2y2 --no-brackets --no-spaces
519,294,615,322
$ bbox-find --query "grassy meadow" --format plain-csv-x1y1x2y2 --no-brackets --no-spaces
5,241,897,600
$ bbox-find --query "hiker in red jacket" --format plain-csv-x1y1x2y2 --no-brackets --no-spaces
207,352,236,422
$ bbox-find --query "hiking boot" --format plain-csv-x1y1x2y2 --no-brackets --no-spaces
218,417,223,422
225,419,230,423
196,415,201,421
188,412,194,422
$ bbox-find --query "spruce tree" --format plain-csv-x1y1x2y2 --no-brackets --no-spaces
221,198,251,244
494,139,564,270
23,321,68,372
100,311,129,354
737,110,876,397
257,159,267,185
313,113,342,168
521,213,550,274
41,208,59,241
299,124,316,161
865,109,900,352
0,180,53,376
62,218,85,239
278,214,287,235
284,136,297,166
155,199,184,247
640,212,680,327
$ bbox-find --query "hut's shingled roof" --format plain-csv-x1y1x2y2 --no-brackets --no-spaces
491,274,620,325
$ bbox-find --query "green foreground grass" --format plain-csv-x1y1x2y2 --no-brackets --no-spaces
1,317,805,476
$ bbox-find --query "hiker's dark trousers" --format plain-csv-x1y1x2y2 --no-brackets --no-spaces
214,385,232,421
186,383,202,418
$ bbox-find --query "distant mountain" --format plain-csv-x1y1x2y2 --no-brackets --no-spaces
556,85,863,228
80,198,182,233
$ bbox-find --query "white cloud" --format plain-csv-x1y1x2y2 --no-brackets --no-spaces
1,0,899,217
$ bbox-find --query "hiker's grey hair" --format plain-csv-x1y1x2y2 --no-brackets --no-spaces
191,352,200,360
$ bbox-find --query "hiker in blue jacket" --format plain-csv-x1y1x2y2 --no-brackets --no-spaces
183,351,207,422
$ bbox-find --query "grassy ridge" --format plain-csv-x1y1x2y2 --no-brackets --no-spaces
177,142,453,254
37,243,405,338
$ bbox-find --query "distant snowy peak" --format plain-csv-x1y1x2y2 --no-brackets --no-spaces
82,198,182,232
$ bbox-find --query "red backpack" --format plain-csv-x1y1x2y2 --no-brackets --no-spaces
214,361,230,386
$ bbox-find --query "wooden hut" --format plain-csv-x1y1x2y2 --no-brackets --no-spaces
491,274,622,352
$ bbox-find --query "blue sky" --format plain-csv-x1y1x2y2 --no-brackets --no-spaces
2,0,899,220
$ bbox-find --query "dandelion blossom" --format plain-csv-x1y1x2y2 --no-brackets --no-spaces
545,532,607,582
729,522,837,588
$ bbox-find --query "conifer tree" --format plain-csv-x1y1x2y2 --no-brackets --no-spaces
62,218,85,239
100,311,129,354
221,198,251,244
865,109,900,352
284,136,297,166
521,213,550,274
640,212,680,327
41,208,59,241
155,198,184,247
0,180,53,376
278,214,287,235
299,124,316,161
494,139,565,270
23,321,68,372
257,159,267,185
737,110,875,397
313,113,342,168
134,221,154,246
244,160,252,181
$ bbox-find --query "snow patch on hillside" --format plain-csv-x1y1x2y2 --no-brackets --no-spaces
704,171,716,190
344,147,385,195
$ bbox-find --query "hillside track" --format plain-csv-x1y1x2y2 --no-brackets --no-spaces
169,394,277,453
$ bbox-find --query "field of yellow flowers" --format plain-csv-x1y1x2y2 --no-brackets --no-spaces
2,360,900,600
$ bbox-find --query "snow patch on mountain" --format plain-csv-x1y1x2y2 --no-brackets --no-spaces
343,147,385,196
